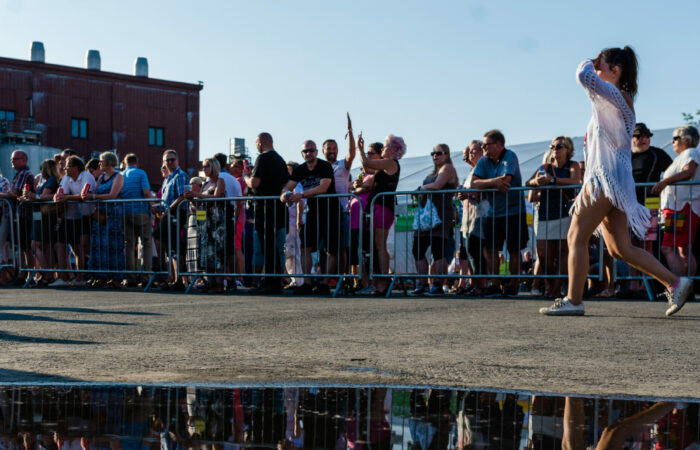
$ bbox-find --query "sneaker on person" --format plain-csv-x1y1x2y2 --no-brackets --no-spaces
424,284,444,296
502,285,519,298
356,285,377,295
665,277,693,317
48,279,71,288
483,284,502,298
409,284,427,296
539,297,585,316
530,287,543,296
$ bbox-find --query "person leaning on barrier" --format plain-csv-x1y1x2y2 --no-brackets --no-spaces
58,149,76,180
651,125,700,280
214,152,243,291
411,144,459,296
0,169,10,284
83,152,125,289
356,133,404,296
247,132,289,295
184,158,226,294
457,140,489,296
525,136,581,299
281,139,339,296
284,161,305,290
153,149,190,291
120,153,154,288
470,129,528,298
51,155,96,287
86,158,102,181
0,150,35,279
19,159,60,287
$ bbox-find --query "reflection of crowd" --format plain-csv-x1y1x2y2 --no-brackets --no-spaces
1,386,696,450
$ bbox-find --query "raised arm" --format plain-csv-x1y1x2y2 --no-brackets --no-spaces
576,59,632,113
345,113,356,170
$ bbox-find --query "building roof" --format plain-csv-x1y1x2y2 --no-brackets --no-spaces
0,56,203,92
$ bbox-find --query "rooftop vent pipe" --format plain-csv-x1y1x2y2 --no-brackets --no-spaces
86,50,101,70
30,41,45,62
134,57,148,77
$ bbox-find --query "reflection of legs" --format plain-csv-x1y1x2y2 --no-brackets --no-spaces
595,402,674,450
562,397,585,450
600,207,676,290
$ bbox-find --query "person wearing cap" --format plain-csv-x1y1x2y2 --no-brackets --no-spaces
623,123,673,297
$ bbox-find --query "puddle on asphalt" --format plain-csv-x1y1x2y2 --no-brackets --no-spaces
0,385,697,450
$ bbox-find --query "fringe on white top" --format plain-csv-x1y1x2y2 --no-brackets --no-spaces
572,60,650,238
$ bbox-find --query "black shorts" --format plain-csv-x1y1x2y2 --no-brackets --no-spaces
412,233,449,261
18,214,33,250
300,206,340,253
483,213,529,252
466,233,488,274
56,216,91,246
32,213,58,244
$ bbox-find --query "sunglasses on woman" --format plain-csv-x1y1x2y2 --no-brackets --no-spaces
550,144,566,150
430,151,444,157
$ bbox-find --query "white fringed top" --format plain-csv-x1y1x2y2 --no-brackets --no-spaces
573,59,650,238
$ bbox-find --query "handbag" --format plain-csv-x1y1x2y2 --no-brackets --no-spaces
412,198,442,231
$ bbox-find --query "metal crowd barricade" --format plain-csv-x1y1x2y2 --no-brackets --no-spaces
368,185,602,297
0,198,16,273
175,193,362,297
609,180,700,300
14,198,170,291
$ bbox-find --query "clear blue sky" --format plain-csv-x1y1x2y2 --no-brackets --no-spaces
2,0,699,165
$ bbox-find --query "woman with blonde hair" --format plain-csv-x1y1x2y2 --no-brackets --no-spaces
411,143,459,296
540,46,692,316
526,136,581,298
184,158,226,293
82,151,125,288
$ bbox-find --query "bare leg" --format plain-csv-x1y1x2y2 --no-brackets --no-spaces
600,207,677,289
374,228,390,290
567,194,618,304
562,397,585,450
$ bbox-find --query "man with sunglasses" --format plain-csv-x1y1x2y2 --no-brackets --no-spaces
281,140,339,295
470,129,528,298
624,123,673,298
153,149,190,290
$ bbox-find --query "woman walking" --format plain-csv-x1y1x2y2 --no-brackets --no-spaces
540,46,692,316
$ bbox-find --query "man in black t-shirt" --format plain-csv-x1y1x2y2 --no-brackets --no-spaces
631,123,673,204
281,140,340,295
244,132,289,294
626,123,673,297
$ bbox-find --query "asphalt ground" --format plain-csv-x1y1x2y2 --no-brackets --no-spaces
0,287,697,399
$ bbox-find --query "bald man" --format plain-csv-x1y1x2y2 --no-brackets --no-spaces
244,132,289,294
0,150,35,275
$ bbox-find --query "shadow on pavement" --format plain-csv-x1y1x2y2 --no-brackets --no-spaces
0,312,133,326
0,306,162,316
0,368,83,382
0,330,96,345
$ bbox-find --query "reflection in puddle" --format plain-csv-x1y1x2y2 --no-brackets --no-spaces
0,386,697,450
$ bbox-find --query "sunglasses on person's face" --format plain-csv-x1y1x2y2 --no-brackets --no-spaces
672,136,682,142
164,158,177,163
367,151,378,156
302,149,316,154
550,144,566,150
430,151,444,157
202,165,210,169
632,134,650,139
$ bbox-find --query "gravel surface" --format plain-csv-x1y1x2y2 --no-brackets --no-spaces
0,288,697,398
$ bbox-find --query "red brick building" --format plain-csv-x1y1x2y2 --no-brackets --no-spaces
0,46,203,182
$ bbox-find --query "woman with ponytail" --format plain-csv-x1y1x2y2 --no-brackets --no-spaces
539,46,693,316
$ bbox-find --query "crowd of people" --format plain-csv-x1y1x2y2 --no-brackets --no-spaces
0,118,697,303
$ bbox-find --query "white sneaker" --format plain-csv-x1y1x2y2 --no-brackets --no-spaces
665,277,693,317
530,288,543,296
71,280,86,287
539,298,585,316
48,279,70,288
